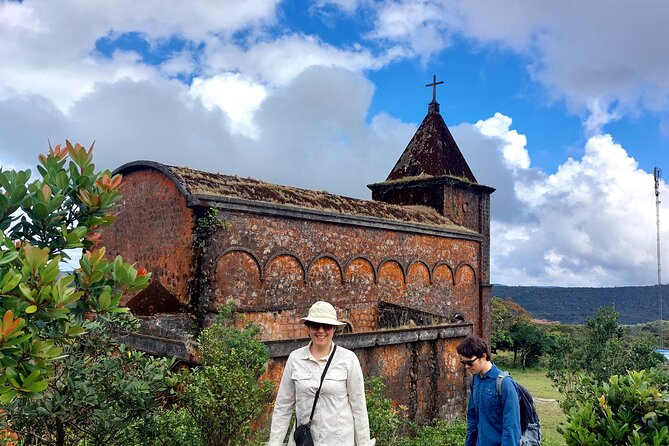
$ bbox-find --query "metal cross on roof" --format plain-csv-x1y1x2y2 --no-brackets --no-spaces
425,74,444,103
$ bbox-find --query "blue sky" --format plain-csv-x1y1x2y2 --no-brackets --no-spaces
1,0,668,288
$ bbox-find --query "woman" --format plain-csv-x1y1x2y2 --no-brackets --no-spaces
268,301,376,446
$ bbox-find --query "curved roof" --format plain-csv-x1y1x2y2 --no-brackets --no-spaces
114,161,478,237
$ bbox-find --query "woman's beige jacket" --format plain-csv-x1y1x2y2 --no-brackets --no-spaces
268,343,376,446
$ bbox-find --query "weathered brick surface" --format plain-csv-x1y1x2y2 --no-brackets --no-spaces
100,170,196,306
200,210,482,340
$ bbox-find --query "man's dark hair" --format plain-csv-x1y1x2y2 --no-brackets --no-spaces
457,335,491,360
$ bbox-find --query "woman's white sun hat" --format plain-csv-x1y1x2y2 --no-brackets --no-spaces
301,301,346,326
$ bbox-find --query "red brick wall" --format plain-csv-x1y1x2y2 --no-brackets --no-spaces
100,169,196,306
202,210,482,341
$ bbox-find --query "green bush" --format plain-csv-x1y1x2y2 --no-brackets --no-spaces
0,142,151,402
395,419,467,446
5,321,175,445
178,307,274,446
559,369,669,446
365,376,405,444
124,407,202,446
364,376,467,446
547,306,665,411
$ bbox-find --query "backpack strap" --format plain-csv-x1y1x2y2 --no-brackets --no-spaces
496,371,510,396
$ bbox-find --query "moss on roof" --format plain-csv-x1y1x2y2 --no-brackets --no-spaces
165,165,474,233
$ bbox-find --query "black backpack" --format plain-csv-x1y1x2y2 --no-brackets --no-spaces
496,371,542,446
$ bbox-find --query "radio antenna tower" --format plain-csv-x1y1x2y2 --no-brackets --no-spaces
655,167,663,348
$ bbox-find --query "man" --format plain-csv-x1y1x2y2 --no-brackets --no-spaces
457,335,520,446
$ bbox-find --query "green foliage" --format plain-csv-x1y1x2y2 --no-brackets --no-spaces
194,208,228,249
510,321,554,369
6,321,175,445
547,306,665,412
364,376,467,446
0,141,151,402
395,419,467,446
625,319,669,350
491,297,531,353
123,407,202,446
559,369,669,446
491,297,553,368
365,376,405,445
493,284,669,325
178,308,274,446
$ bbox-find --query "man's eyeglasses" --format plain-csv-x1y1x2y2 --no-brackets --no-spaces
459,357,480,367
308,322,335,332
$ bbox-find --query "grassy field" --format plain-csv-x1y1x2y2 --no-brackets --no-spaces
495,354,567,446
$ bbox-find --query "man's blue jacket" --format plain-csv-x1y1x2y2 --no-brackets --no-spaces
465,363,521,446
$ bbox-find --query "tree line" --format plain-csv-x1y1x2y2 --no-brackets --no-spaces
493,284,669,324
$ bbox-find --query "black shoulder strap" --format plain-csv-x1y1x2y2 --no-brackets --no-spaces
308,344,337,424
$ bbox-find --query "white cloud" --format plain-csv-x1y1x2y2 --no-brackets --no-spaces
489,131,668,286
475,113,530,170
452,114,530,223
0,65,411,199
190,74,268,138
313,0,363,13
583,98,622,136
202,34,385,87
445,111,668,286
0,0,280,110
368,0,456,61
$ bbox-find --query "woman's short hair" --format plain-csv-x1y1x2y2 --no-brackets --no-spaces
456,335,491,360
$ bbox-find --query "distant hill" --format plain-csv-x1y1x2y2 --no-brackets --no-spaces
492,284,669,324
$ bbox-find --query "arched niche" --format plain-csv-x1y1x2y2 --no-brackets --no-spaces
215,248,262,310
377,258,405,305
407,260,431,286
263,253,306,307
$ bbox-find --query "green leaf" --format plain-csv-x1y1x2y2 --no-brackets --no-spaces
0,388,17,404
98,291,111,310
25,305,37,314
10,184,28,206
32,201,49,220
21,369,41,387
24,379,48,393
18,283,34,301
1,270,21,293
55,170,69,189
0,251,18,265
66,325,85,336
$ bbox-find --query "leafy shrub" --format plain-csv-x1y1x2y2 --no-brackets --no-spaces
178,307,274,446
6,321,175,445
365,376,405,444
547,306,664,410
395,419,467,446
559,369,669,445
124,407,201,446
365,376,467,446
0,142,151,402
491,297,531,353
510,321,554,369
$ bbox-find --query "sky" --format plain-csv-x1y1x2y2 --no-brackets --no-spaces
1,0,668,288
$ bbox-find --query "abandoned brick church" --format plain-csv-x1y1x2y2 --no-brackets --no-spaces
101,84,495,423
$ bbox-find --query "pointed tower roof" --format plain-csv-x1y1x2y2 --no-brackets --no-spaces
384,76,477,183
